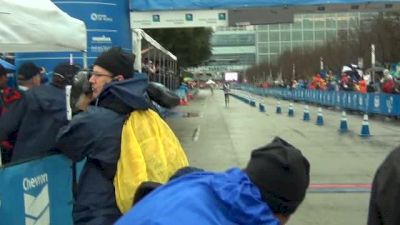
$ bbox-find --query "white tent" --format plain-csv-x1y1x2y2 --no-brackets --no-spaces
0,0,87,52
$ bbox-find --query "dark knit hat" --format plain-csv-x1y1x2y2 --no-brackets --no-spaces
53,62,81,86
17,62,41,81
244,137,310,215
0,64,6,76
94,47,134,79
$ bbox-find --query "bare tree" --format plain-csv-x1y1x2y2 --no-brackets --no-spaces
247,11,400,81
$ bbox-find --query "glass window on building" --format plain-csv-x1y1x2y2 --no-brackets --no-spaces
292,31,302,41
211,34,255,46
258,54,269,63
303,41,314,49
213,54,255,65
303,31,314,41
303,15,313,29
269,43,280,53
210,36,220,45
315,30,325,41
338,30,348,41
257,32,268,42
281,31,291,41
349,17,359,28
360,12,377,21
337,19,348,30
292,41,303,51
292,20,302,30
314,18,325,29
270,54,279,64
280,24,291,30
269,24,280,31
258,25,269,30
281,43,292,53
326,30,337,40
326,16,336,29
269,31,280,42
239,35,255,44
258,45,269,54
240,54,256,65
314,41,324,47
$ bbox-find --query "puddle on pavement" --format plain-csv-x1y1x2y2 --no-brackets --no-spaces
167,111,201,118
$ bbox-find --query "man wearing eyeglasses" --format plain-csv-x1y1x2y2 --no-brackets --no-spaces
56,47,156,225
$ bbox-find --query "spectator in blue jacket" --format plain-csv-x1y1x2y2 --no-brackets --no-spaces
115,137,310,225
16,62,42,92
56,47,154,225
0,62,79,162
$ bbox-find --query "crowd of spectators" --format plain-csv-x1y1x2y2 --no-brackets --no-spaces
262,65,400,95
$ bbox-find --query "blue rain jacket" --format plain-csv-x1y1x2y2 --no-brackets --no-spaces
115,168,280,225
0,84,68,162
56,74,153,225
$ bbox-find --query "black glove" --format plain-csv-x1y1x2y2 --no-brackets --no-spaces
147,82,180,109
70,69,93,114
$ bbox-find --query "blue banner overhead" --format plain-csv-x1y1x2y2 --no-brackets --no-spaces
16,0,131,73
131,0,400,11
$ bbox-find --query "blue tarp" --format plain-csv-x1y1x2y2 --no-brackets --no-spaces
0,59,16,71
131,0,400,11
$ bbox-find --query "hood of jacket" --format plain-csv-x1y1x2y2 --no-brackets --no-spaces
209,168,280,225
115,168,280,225
97,73,152,114
25,84,67,121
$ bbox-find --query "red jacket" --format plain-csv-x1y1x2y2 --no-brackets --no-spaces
0,87,22,115
382,79,396,93
0,87,22,151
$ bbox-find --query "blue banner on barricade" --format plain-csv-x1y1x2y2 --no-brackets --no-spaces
0,155,73,225
233,85,400,116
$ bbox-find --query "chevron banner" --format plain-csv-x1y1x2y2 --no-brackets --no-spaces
0,155,73,225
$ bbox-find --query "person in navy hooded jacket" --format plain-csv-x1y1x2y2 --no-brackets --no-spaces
115,136,310,225
56,47,155,225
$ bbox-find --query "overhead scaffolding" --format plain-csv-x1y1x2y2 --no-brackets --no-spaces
132,29,178,88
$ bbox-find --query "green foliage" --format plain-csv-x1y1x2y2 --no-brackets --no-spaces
181,71,194,78
144,28,213,68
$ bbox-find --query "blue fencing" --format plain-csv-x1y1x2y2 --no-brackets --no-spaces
0,155,74,225
235,85,400,116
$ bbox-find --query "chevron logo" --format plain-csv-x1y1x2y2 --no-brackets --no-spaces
23,174,50,225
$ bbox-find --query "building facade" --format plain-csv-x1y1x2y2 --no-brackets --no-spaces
256,12,378,65
194,11,378,78
188,26,256,79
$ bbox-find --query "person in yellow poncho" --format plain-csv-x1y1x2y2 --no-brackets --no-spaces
56,47,188,225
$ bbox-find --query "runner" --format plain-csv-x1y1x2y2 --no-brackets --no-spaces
223,82,230,107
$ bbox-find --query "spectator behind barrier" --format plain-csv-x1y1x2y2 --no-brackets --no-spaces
0,62,79,163
115,137,310,225
0,64,22,163
56,47,155,225
368,145,400,225
16,62,41,92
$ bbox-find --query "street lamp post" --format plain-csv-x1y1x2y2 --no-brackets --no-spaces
320,57,324,71
371,44,375,83
292,63,295,81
